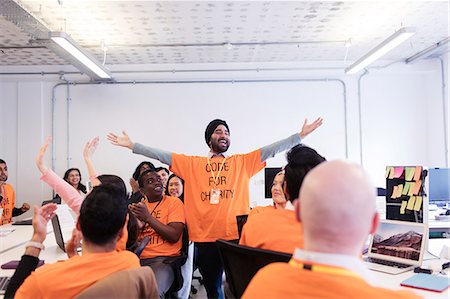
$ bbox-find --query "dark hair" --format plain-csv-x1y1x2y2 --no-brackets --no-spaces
132,161,155,180
155,167,169,176
165,174,185,202
0,159,5,164
79,184,127,245
138,168,158,188
63,168,87,194
284,144,326,202
126,210,139,249
204,119,229,145
97,174,128,199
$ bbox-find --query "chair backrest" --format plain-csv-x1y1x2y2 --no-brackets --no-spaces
134,236,150,258
216,239,292,298
236,214,248,240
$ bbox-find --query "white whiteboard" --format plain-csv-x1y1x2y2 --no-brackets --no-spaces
53,80,347,205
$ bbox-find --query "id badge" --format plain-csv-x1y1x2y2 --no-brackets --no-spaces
210,188,220,204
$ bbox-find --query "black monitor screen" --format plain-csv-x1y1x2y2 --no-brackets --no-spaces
264,167,282,198
429,168,450,205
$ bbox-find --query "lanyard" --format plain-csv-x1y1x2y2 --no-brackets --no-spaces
141,196,164,233
207,157,227,187
288,259,362,279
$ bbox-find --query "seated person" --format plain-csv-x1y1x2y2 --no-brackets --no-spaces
129,161,155,204
239,144,325,254
243,161,422,299
250,170,287,215
129,169,185,297
15,184,140,299
0,159,30,224
54,167,87,201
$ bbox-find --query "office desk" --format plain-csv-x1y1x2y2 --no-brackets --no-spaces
370,239,449,299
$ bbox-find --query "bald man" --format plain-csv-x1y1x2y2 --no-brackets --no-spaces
243,161,422,299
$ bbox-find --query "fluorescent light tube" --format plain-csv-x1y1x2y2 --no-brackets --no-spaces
50,32,112,80
345,27,415,74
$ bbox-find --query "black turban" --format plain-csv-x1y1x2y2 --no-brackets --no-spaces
204,119,229,145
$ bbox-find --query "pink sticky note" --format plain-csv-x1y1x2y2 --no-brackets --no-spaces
393,167,404,178
413,166,422,181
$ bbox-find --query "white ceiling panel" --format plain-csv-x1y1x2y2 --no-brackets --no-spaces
0,1,448,66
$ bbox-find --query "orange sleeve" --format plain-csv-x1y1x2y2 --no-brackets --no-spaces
170,153,191,181
15,273,43,299
168,197,185,224
242,150,266,177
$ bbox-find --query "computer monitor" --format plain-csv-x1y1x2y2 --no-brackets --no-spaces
428,168,450,207
264,167,282,198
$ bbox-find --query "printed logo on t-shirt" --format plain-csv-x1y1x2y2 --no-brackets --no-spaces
201,160,235,202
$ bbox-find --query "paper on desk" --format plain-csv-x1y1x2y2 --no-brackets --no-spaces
0,228,15,237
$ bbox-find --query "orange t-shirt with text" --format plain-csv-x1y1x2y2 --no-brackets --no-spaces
171,150,265,242
0,183,15,225
15,250,140,299
239,208,303,254
242,261,423,299
139,195,185,259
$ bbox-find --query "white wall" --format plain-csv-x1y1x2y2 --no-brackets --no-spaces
0,58,447,215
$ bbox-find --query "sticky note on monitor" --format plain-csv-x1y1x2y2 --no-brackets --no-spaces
413,196,423,211
413,166,422,181
407,196,416,210
405,167,415,181
393,167,404,178
400,201,407,214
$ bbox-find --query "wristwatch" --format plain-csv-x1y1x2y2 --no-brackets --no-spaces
25,241,45,251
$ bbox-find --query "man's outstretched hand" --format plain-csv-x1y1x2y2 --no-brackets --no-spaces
299,117,323,139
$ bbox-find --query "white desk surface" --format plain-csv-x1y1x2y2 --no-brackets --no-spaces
0,224,449,299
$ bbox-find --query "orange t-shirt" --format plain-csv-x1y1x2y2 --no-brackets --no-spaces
249,205,275,216
242,261,423,299
0,183,15,225
15,250,140,299
171,150,265,242
139,195,185,259
239,208,303,254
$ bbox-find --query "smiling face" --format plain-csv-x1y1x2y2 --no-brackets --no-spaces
0,163,8,183
168,176,183,198
140,171,164,201
271,172,287,206
157,169,169,188
209,124,230,154
67,170,81,187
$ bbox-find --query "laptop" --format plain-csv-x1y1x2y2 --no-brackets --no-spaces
49,204,77,252
51,214,67,252
364,220,427,275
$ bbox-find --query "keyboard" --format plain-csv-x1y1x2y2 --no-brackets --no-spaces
365,257,412,269
0,276,11,294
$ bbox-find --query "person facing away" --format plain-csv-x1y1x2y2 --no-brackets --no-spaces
129,168,185,297
242,161,423,299
15,184,140,299
0,159,30,225
240,144,326,254
107,117,322,299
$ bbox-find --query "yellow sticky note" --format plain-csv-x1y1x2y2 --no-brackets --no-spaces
388,167,395,179
414,196,423,211
408,183,414,196
412,180,422,195
413,166,422,181
397,184,403,197
391,186,399,199
385,167,391,178
400,201,407,214
402,182,411,195
405,167,415,181
407,196,416,210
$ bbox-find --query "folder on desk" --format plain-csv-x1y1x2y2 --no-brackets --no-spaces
401,273,449,292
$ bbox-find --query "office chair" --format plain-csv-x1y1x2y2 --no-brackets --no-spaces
236,214,248,240
216,239,292,298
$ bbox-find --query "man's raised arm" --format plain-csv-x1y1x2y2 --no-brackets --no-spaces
107,131,172,165
260,117,323,162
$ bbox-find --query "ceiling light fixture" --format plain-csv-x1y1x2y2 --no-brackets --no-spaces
405,37,450,64
48,32,112,80
345,27,415,74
